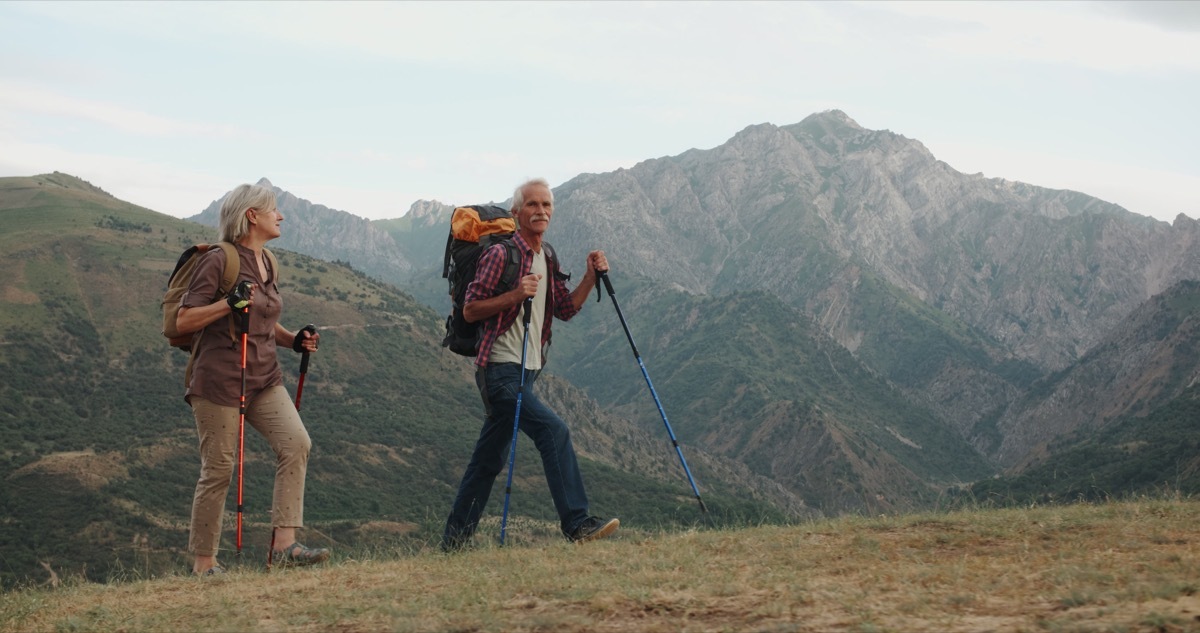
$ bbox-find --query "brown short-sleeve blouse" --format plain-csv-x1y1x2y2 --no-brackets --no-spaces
181,243,283,407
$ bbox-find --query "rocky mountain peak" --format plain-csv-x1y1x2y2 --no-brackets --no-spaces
188,180,414,276
800,109,865,131
406,199,455,228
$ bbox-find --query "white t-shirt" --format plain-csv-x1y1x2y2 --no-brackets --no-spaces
490,248,547,370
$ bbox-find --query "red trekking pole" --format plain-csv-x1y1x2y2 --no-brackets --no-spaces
270,325,316,570
234,299,251,558
293,324,316,411
294,353,310,411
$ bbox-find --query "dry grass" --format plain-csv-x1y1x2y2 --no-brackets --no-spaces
4,499,1200,632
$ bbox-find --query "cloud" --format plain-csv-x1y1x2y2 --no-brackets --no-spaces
0,80,256,139
1091,0,1200,34
874,1,1200,73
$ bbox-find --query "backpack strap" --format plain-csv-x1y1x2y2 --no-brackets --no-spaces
215,242,241,296
442,231,454,279
216,242,242,347
497,239,523,293
185,329,204,389
542,242,570,283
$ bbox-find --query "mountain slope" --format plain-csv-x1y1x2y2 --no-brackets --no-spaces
0,173,791,588
548,110,1200,461
553,276,992,514
188,178,417,284
990,279,1200,468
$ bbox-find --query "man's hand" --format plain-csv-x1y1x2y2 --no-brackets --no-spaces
588,250,609,277
516,273,542,301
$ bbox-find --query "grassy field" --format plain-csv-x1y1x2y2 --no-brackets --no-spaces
3,499,1199,632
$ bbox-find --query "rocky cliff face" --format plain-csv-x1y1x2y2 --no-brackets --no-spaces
187,178,415,282
557,111,1200,372
549,111,1200,461
404,199,455,229
995,279,1200,467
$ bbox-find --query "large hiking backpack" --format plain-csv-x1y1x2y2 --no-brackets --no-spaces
441,205,565,356
161,242,278,352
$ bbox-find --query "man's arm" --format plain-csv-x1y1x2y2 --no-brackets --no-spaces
464,274,538,322
462,244,538,323
566,250,608,313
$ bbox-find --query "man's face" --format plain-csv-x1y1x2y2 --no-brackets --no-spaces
516,184,553,236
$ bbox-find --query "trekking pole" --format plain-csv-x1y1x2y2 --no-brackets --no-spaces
294,352,310,411
597,271,707,513
500,298,534,545
293,324,316,411
235,302,251,558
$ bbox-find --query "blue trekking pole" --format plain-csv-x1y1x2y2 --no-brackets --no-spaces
499,298,534,545
597,271,707,513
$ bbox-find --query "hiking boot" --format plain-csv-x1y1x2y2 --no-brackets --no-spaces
441,534,473,554
569,516,619,543
441,524,477,553
271,542,330,568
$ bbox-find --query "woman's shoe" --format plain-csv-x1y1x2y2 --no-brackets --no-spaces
195,565,226,577
271,542,330,568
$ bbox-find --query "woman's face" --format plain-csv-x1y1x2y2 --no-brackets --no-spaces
249,204,283,240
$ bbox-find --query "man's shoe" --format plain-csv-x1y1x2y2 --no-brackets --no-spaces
271,542,330,568
569,516,619,543
441,536,470,553
441,526,475,553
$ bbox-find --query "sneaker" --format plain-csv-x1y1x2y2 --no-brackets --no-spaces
271,542,331,568
569,516,619,543
195,565,226,577
441,524,476,553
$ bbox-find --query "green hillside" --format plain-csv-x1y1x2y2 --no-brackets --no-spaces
0,174,781,588
971,385,1200,504
553,276,994,514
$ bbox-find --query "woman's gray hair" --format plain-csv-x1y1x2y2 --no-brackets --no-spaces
511,178,553,214
218,184,276,243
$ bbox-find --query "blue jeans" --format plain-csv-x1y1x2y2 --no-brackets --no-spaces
442,363,590,547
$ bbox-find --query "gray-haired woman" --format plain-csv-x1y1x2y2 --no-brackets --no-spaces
175,183,329,575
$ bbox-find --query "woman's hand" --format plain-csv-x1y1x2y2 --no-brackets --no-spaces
293,324,319,353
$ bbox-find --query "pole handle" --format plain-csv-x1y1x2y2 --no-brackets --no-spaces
521,297,533,326
299,351,310,374
597,269,614,300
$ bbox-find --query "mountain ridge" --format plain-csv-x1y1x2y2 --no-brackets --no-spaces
7,107,1200,584
0,175,788,587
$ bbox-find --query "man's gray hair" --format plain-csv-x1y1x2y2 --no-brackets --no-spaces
511,178,553,214
218,184,276,243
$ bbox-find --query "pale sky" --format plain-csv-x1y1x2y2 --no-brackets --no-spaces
1,1,1197,222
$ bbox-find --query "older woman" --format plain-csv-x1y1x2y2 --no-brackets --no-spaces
175,183,328,575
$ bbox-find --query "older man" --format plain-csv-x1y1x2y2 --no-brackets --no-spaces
442,178,619,550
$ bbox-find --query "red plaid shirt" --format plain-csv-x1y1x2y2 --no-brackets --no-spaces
466,232,579,367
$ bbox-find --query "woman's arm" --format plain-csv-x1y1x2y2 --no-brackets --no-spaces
176,301,237,335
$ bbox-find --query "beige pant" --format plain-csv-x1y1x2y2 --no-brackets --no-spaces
188,385,312,556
